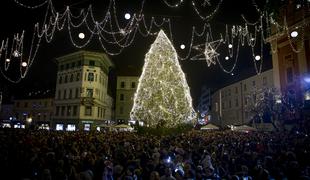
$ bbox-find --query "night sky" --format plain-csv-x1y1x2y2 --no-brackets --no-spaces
0,0,274,106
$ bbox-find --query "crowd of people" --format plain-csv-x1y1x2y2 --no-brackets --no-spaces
0,128,309,180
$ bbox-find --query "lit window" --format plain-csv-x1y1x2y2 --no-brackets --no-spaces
84,124,91,131
67,124,76,131
56,124,64,131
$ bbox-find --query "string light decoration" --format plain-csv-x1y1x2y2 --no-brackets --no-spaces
1,0,308,83
191,37,222,67
130,30,196,128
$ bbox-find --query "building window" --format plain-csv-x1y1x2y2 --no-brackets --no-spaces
97,107,100,118
71,62,75,68
287,67,294,83
61,106,65,116
76,73,80,81
55,106,60,116
77,60,81,66
252,81,256,86
70,74,74,82
66,124,76,131
120,94,124,101
131,82,136,88
89,60,95,66
58,76,62,84
56,124,64,131
67,106,71,116
58,90,61,99
16,102,20,107
235,87,238,94
63,89,67,99
228,89,231,96
88,72,94,81
64,75,68,83
60,65,64,71
263,77,267,86
65,64,69,70
101,108,104,118
86,89,93,97
69,89,72,99
244,84,247,91
75,88,79,98
84,124,91,131
73,106,78,116
235,98,239,107
24,102,28,108
229,100,232,108
85,106,92,116
121,81,125,88
215,102,218,112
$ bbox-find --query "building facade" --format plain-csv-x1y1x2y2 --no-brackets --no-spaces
211,69,274,127
115,76,139,124
53,51,114,131
12,98,54,129
267,1,310,102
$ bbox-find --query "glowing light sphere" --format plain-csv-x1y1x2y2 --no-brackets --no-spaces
255,55,261,61
13,50,20,57
290,31,298,38
78,33,85,39
228,44,233,48
231,73,234,76
124,13,131,20
180,44,185,49
225,56,229,60
5,58,10,62
21,62,28,67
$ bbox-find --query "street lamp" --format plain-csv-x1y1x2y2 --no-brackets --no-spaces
26,117,32,123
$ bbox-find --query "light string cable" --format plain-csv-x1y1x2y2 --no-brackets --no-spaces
250,18,264,75
13,0,48,9
191,0,223,21
178,23,208,60
162,0,184,8
215,24,240,74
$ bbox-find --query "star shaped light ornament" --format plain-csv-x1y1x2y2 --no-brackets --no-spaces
191,39,222,67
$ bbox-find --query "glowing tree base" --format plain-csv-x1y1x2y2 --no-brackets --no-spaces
130,30,196,128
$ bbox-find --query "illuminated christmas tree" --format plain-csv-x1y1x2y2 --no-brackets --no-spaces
130,30,196,128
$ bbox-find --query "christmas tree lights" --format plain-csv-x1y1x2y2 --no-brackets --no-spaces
130,30,196,128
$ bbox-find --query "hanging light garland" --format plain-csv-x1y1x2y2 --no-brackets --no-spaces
1,0,309,83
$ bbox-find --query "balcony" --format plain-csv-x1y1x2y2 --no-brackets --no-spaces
81,97,95,106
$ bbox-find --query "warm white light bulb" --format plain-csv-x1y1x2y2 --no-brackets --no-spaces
225,56,229,60
5,58,10,62
290,31,298,38
180,44,185,49
228,44,233,48
21,62,28,67
124,13,131,20
255,55,261,61
78,33,85,39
